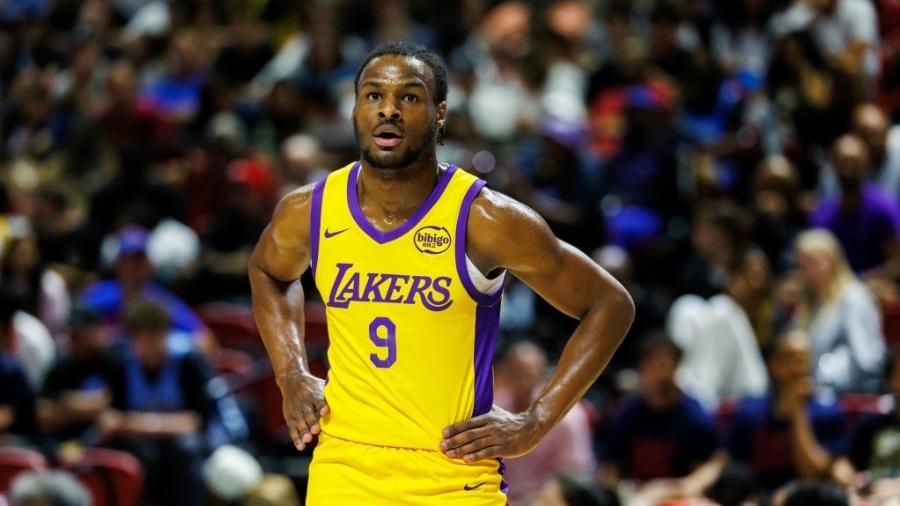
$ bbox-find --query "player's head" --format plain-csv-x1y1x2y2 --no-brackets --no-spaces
352,41,448,172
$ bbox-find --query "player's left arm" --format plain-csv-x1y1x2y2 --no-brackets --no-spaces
441,189,634,462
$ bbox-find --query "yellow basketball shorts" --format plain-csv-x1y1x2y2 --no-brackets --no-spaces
306,432,508,505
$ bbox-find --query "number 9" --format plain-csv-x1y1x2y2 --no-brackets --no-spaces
369,317,397,368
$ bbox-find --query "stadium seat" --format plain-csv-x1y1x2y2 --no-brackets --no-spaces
63,448,143,506
0,447,47,493
211,347,255,377
196,302,263,356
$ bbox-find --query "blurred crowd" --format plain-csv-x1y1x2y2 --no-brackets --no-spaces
2,0,900,505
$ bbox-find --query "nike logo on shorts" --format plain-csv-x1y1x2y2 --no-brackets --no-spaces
464,482,486,491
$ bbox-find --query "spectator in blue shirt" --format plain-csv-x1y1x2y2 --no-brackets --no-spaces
727,329,848,491
601,335,718,484
81,225,214,353
98,300,216,506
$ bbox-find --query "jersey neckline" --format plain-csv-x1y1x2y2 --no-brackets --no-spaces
347,161,458,244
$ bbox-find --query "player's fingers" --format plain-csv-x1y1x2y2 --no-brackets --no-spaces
440,426,492,451
445,435,498,459
301,404,320,436
319,403,330,416
442,414,489,438
462,446,502,463
288,424,305,451
290,413,313,443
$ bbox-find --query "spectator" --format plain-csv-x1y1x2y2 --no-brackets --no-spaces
750,156,809,274
822,103,900,197
600,335,718,483
848,347,900,478
0,285,55,389
0,331,37,441
532,473,619,506
278,133,329,197
726,329,848,490
37,303,116,443
847,103,900,197
793,228,885,394
710,0,776,78
667,250,770,411
811,134,900,274
81,225,214,353
777,480,850,506
1,233,71,344
494,341,596,504
679,204,748,298
99,299,216,506
771,0,879,92
9,471,91,506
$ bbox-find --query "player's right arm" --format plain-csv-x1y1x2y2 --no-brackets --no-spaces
249,184,328,451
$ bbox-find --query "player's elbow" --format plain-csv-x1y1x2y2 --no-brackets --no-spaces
608,283,635,327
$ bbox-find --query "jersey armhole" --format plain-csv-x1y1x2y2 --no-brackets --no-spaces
309,179,326,276
455,179,505,306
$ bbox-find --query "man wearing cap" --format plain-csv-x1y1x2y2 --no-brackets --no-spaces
80,225,213,352
37,302,118,444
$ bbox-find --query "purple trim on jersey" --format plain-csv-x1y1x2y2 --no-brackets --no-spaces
347,161,457,244
473,301,501,417
498,458,509,496
309,179,326,276
455,179,502,306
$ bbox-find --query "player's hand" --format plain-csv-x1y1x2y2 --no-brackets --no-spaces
277,370,330,451
440,405,542,463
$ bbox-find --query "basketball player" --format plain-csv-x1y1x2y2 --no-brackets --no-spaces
249,42,634,505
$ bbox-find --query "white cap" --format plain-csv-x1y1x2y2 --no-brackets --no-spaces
203,445,264,502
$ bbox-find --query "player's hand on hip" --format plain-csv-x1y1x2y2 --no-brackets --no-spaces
277,370,330,451
440,405,542,463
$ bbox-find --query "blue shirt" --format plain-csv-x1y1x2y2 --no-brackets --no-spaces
603,394,718,480
81,280,205,335
727,394,846,490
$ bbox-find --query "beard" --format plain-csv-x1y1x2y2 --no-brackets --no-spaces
354,121,435,171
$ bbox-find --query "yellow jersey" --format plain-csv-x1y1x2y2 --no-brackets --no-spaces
310,161,502,450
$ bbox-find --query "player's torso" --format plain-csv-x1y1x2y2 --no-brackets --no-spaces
311,162,499,450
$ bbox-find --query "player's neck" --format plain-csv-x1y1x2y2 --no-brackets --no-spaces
358,157,442,219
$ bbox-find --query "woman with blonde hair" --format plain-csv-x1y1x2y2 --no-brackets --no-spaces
793,229,885,393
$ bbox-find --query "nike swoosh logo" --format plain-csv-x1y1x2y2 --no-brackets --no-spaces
324,228,349,238
464,482,486,491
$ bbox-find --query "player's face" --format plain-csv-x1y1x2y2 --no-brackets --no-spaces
353,55,446,171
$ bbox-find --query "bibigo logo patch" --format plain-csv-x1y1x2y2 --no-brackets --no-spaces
413,226,452,254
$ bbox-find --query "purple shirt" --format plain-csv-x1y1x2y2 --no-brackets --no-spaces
811,184,900,272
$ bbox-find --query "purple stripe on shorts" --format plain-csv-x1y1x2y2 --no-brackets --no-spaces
473,301,501,417
347,161,457,244
309,179,326,276
454,179,502,306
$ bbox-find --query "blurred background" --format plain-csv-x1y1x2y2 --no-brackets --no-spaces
1,0,900,505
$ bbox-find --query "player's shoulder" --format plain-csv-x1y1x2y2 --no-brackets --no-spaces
269,182,321,229
468,186,545,234
276,182,318,213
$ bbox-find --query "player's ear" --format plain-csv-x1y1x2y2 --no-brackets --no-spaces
436,101,448,131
